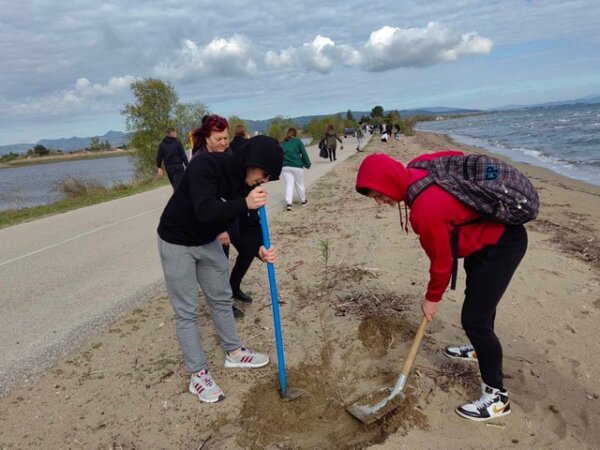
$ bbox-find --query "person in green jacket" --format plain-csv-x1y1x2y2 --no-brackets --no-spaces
280,127,311,211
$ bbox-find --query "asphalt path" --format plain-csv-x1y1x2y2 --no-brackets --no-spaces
0,134,369,394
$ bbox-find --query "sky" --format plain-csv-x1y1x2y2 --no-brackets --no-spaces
1,0,599,145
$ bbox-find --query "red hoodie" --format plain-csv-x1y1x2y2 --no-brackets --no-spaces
356,151,505,302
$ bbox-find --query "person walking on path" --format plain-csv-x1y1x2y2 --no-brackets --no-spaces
157,135,283,404
156,128,189,188
356,125,365,152
324,124,343,162
355,151,529,422
280,127,311,211
229,124,249,153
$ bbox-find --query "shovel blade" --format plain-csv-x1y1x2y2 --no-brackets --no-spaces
346,387,407,425
281,388,306,401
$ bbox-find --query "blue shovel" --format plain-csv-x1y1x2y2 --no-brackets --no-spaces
258,206,305,400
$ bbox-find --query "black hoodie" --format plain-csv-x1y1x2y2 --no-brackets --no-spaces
157,135,283,246
156,136,188,168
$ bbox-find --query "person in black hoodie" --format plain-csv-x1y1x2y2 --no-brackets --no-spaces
156,128,189,188
157,135,283,404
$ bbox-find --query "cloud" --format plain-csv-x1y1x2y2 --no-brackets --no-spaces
153,35,258,81
1,76,136,118
264,22,491,74
265,35,361,74
361,22,492,71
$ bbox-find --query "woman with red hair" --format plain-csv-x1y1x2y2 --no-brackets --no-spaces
191,114,230,157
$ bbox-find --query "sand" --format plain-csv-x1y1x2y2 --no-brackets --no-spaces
1,131,598,449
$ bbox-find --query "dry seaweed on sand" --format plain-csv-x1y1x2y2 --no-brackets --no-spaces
334,290,412,317
417,360,480,392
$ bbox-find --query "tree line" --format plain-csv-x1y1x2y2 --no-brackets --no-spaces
121,78,425,179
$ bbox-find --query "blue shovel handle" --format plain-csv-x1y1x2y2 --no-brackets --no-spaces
258,206,288,397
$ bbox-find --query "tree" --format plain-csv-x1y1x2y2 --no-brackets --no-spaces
266,115,297,141
121,78,179,178
227,115,249,141
346,109,355,122
89,136,101,151
371,105,384,119
174,102,210,149
33,144,49,156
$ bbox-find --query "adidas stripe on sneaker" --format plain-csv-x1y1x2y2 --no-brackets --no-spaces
189,369,225,403
225,347,269,368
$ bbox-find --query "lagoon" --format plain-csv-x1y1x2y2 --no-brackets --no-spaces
0,155,135,211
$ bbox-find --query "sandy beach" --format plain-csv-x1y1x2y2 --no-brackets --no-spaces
1,130,598,449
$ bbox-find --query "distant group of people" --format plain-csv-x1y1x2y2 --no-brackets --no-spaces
154,114,532,425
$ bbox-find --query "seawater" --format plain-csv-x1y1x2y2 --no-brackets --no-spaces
0,155,135,211
416,103,600,186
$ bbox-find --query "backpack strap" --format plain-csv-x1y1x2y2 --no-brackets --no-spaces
406,159,436,207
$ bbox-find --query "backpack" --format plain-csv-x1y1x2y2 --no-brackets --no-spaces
407,154,539,289
318,138,328,158
407,154,539,224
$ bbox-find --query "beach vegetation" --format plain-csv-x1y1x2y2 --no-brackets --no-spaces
266,115,298,141
0,177,168,229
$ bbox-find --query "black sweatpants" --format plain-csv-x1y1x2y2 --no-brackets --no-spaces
165,164,185,189
222,216,260,295
327,146,336,161
461,224,528,389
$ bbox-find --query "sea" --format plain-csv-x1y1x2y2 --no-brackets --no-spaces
416,103,600,187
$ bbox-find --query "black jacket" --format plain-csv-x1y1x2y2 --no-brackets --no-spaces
229,136,247,153
158,135,283,246
156,136,188,168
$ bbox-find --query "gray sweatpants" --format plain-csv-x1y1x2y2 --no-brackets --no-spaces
158,236,242,373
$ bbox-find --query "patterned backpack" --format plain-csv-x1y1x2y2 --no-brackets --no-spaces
407,154,539,289
407,154,539,224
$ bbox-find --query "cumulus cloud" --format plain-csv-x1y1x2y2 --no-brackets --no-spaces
3,75,136,118
153,35,258,81
266,22,491,74
265,35,361,74
361,22,492,71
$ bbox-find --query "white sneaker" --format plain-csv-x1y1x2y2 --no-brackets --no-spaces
225,347,269,368
456,382,511,421
444,344,478,362
189,369,225,403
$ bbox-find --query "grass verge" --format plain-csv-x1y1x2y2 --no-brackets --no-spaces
0,177,168,230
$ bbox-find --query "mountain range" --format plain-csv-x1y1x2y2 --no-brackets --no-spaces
1,96,598,156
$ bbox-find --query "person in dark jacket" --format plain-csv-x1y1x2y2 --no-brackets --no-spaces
191,115,257,313
157,135,283,404
229,124,249,153
355,151,528,422
156,128,188,188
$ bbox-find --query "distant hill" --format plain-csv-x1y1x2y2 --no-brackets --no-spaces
38,130,128,151
495,95,600,111
0,130,129,156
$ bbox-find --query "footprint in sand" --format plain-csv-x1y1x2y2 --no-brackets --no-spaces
505,359,549,412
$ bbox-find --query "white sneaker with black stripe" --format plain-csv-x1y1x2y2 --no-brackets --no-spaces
225,346,269,368
444,344,478,362
189,369,225,403
456,382,511,421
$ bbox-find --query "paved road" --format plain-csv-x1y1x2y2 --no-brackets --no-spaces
0,134,368,394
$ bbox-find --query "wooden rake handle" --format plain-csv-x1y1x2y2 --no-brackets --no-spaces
399,316,429,377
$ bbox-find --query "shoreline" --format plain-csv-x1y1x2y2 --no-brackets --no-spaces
415,126,600,188
0,148,134,169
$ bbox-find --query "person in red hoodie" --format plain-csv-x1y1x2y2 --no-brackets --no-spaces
355,151,528,422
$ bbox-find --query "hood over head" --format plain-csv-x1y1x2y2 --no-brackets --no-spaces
355,153,409,202
232,135,283,181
